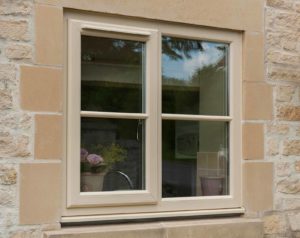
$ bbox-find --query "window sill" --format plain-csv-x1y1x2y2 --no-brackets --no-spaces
44,217,263,238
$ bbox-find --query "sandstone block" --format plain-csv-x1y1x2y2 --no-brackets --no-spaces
0,0,32,15
267,0,294,10
20,66,63,112
277,106,300,121
35,115,62,160
243,82,273,120
283,198,300,210
267,123,289,135
281,32,299,51
288,213,300,231
0,131,30,158
266,32,281,49
267,51,300,66
0,165,16,185
0,189,14,207
0,64,16,83
0,90,12,110
277,178,300,194
0,112,32,131
283,140,300,156
243,123,264,159
263,214,286,235
276,85,295,102
267,138,280,156
35,5,63,65
296,2,300,13
273,12,298,31
5,44,32,60
276,162,290,177
268,66,300,82
295,161,300,172
10,230,40,238
243,162,273,212
0,20,28,40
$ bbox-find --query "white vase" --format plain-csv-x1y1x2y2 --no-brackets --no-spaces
80,172,106,192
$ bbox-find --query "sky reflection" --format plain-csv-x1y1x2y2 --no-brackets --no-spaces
162,41,227,82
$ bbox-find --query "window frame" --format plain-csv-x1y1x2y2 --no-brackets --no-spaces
63,13,242,222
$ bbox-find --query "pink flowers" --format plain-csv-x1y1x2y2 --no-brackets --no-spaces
87,154,104,166
81,148,104,166
80,148,88,162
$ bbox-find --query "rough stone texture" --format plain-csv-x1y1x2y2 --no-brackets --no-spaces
267,123,289,135
0,131,30,158
266,0,294,10
0,189,15,207
287,213,300,232
276,162,291,177
283,199,300,210
0,112,32,131
282,140,300,156
295,161,300,172
5,44,32,60
267,138,280,156
277,178,300,194
0,64,16,83
9,229,41,238
0,0,32,15
277,106,300,121
0,90,13,110
268,66,300,82
276,86,295,102
0,20,28,41
0,165,17,185
263,214,287,235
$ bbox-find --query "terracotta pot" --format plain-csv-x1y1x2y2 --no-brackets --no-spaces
81,172,106,192
200,176,224,196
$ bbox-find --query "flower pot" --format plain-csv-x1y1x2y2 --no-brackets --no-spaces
81,172,106,192
200,176,224,196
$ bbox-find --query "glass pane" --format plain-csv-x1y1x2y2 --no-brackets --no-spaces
81,35,145,113
80,117,145,192
162,120,229,198
162,36,229,115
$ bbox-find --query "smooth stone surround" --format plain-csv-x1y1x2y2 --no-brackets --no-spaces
44,218,263,238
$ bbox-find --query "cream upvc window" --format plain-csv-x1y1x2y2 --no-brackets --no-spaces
64,13,242,222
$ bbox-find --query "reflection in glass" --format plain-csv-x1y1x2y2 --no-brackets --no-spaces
80,117,145,192
162,36,229,115
81,35,145,113
162,120,229,198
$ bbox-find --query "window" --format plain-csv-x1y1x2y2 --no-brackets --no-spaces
65,14,242,222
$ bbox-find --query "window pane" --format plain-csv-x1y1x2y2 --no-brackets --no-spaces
80,117,145,192
81,35,145,113
162,120,229,198
162,36,229,115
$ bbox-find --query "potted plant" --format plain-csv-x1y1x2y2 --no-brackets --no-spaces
80,143,127,192
199,145,228,196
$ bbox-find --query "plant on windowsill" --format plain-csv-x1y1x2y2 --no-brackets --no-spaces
80,143,127,192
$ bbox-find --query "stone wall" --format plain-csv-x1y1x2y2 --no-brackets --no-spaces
0,0,298,237
263,0,300,237
0,0,60,237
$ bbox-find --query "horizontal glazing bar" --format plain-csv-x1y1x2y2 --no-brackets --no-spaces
162,114,232,121
80,111,148,119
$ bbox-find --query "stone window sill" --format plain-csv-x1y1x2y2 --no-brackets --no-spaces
44,218,263,238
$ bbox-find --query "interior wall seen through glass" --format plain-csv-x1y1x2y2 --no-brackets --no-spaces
81,35,145,113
